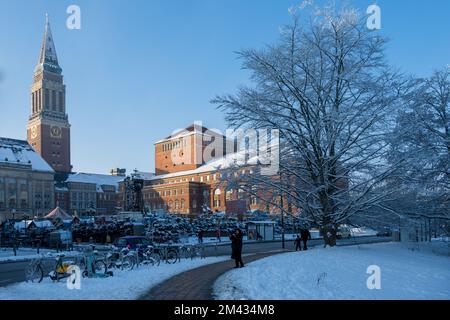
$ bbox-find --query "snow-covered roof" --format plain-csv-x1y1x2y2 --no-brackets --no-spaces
131,171,155,181
66,172,125,192
14,220,54,230
154,123,224,144
149,151,259,181
0,138,54,173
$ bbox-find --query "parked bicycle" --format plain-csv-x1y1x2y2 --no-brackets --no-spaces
104,246,136,271
25,253,79,283
178,244,205,260
76,248,109,278
136,245,161,267
156,244,178,264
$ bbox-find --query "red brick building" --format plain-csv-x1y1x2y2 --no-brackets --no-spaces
141,124,262,215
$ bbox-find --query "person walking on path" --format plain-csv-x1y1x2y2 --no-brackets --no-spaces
197,230,204,244
294,234,302,251
300,229,311,250
216,229,222,242
230,228,244,268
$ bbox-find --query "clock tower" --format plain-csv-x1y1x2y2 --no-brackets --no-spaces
27,14,71,173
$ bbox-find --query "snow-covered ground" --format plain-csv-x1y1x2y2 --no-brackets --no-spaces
0,257,228,300
350,227,378,237
214,242,450,300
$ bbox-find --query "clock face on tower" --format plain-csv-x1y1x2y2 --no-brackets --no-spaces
50,125,62,138
30,125,38,139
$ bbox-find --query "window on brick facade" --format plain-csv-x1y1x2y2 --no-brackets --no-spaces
214,188,221,207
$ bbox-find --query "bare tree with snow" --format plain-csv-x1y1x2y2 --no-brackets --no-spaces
212,4,406,246
388,68,450,224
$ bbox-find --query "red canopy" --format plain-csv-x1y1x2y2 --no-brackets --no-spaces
44,206,72,220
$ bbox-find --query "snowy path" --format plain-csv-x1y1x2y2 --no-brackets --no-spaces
213,242,450,300
140,251,284,300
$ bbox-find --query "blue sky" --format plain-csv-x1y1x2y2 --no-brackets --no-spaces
0,0,449,174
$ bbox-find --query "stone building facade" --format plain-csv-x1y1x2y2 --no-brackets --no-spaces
0,138,55,222
55,173,126,216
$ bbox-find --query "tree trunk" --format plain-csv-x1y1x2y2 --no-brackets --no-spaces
321,224,337,247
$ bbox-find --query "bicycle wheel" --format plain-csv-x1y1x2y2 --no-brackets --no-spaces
94,260,107,274
25,263,43,283
150,252,161,266
121,256,134,271
165,249,178,264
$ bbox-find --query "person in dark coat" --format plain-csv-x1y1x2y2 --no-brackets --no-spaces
300,229,312,250
294,234,301,251
197,230,204,244
230,228,244,268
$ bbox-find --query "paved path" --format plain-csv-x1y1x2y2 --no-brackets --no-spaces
139,251,287,300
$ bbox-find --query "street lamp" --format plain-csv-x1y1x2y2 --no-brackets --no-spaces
278,136,285,250
279,191,285,249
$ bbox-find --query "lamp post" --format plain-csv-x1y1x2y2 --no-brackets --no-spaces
279,189,285,249
278,138,286,249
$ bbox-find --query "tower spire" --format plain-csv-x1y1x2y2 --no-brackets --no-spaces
36,13,61,74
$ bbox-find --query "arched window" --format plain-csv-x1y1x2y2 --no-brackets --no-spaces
238,188,245,200
181,199,185,209
214,189,221,207
192,199,197,209
175,200,179,210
